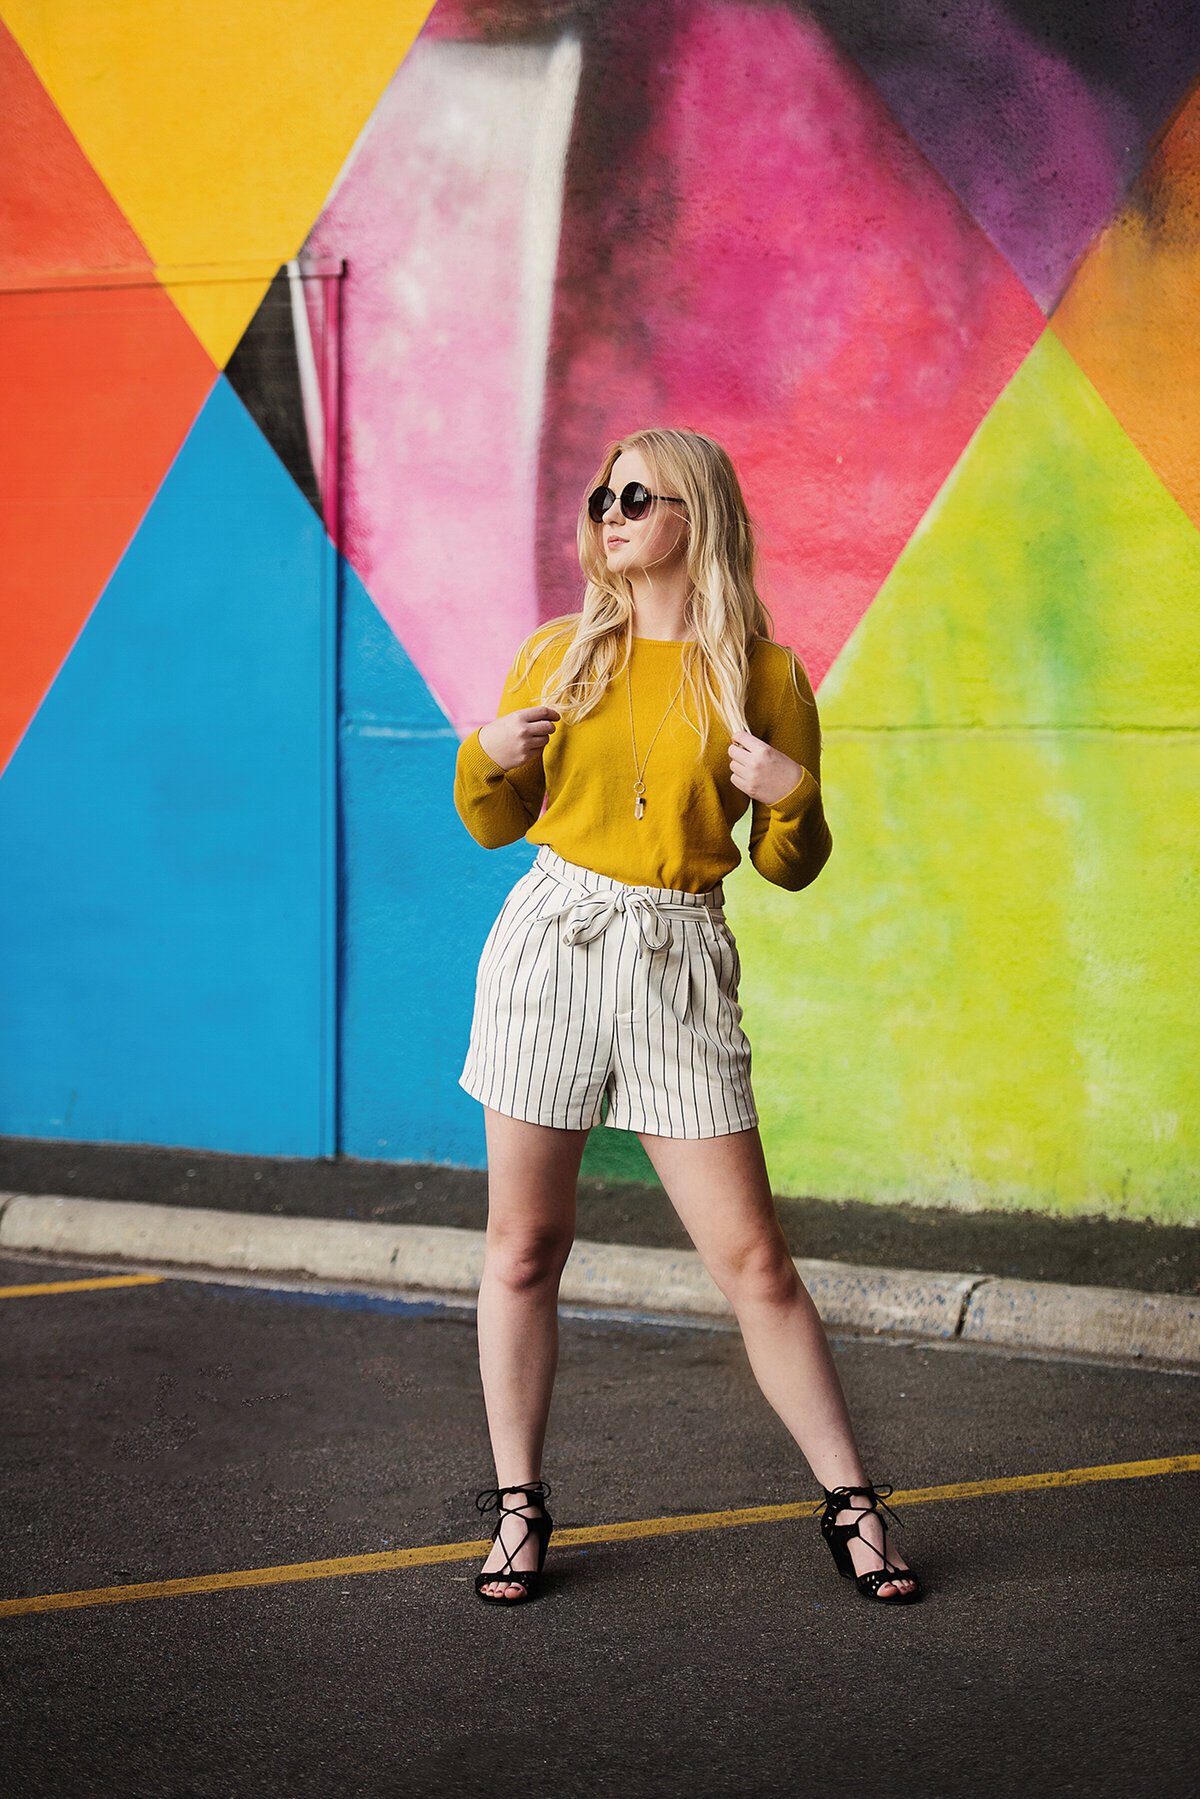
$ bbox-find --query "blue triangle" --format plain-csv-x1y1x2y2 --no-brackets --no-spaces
340,564,449,727
1,373,540,1167
0,377,332,1154
336,559,534,1167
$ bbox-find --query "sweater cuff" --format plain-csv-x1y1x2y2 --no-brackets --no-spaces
456,728,508,786
768,765,818,820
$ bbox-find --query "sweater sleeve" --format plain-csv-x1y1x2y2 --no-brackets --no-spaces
747,650,833,892
454,638,549,849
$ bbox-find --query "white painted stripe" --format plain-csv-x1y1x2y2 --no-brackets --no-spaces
286,258,325,498
518,31,582,455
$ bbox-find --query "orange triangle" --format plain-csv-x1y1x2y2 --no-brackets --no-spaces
1052,79,1200,530
0,23,215,773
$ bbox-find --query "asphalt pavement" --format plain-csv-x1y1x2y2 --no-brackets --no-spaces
2,1249,1198,1798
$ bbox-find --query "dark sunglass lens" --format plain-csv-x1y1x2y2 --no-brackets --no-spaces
588,486,615,522
621,482,652,519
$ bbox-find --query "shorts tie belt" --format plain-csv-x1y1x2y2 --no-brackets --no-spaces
545,886,706,954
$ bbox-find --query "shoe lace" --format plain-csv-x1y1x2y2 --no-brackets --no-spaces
474,1482,552,1583
823,1483,908,1577
474,1480,552,1516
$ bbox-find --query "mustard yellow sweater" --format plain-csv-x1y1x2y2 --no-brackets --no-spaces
454,624,833,894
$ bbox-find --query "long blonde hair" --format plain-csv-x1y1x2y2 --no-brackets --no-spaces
518,428,793,750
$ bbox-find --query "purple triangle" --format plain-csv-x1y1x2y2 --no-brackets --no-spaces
807,0,1200,309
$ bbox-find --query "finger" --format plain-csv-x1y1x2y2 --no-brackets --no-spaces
524,706,561,721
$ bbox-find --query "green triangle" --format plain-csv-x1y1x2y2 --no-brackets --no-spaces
730,332,1200,1221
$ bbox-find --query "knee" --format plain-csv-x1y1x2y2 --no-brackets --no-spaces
484,1224,573,1293
709,1234,799,1311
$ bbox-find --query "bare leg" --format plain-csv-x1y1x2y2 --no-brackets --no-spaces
639,1126,915,1599
475,1108,588,1599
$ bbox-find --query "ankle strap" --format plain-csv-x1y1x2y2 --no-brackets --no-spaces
475,1480,552,1514
822,1483,900,1525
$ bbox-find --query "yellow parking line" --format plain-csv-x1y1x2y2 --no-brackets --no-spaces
0,1275,163,1300
2,1452,1195,1619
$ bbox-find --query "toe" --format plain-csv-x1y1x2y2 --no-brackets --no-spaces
481,1577,525,1599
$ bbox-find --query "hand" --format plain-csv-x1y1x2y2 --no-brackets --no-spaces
478,705,561,771
728,730,805,804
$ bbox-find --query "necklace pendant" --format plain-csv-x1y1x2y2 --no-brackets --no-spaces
634,795,645,820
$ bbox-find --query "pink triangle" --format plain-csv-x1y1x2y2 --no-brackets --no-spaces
537,1,1044,692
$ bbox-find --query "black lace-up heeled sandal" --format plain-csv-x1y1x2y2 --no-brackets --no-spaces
819,1484,922,1605
473,1481,554,1605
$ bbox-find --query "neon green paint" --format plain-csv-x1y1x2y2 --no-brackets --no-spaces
730,331,1200,1222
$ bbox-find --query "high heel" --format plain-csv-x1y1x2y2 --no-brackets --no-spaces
473,1481,554,1605
819,1483,922,1604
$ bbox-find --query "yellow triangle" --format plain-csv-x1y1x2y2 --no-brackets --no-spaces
3,2,435,363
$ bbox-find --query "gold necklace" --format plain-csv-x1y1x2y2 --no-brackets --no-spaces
626,661,684,820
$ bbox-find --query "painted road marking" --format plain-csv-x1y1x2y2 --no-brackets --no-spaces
2,1453,1196,1619
0,1274,164,1300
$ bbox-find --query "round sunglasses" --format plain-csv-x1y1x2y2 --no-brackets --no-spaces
588,481,685,523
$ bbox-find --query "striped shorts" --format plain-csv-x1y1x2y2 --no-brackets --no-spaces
459,845,758,1138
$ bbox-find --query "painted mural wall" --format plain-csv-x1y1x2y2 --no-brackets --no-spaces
2,1,1198,1221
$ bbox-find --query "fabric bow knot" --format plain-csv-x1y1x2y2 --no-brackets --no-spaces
553,887,675,954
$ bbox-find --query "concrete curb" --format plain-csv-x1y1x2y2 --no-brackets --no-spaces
962,1278,1200,1365
1,1192,1197,1366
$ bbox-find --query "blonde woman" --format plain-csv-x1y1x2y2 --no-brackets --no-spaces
454,429,920,1608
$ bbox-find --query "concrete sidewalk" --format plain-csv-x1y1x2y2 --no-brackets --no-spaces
4,1136,1200,1294
3,1191,1197,1368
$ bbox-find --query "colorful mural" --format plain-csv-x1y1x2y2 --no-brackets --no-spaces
2,1,1198,1220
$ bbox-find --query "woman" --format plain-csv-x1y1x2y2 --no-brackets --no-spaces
453,428,920,1607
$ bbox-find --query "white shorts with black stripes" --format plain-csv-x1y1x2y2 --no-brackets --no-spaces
459,845,758,1139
